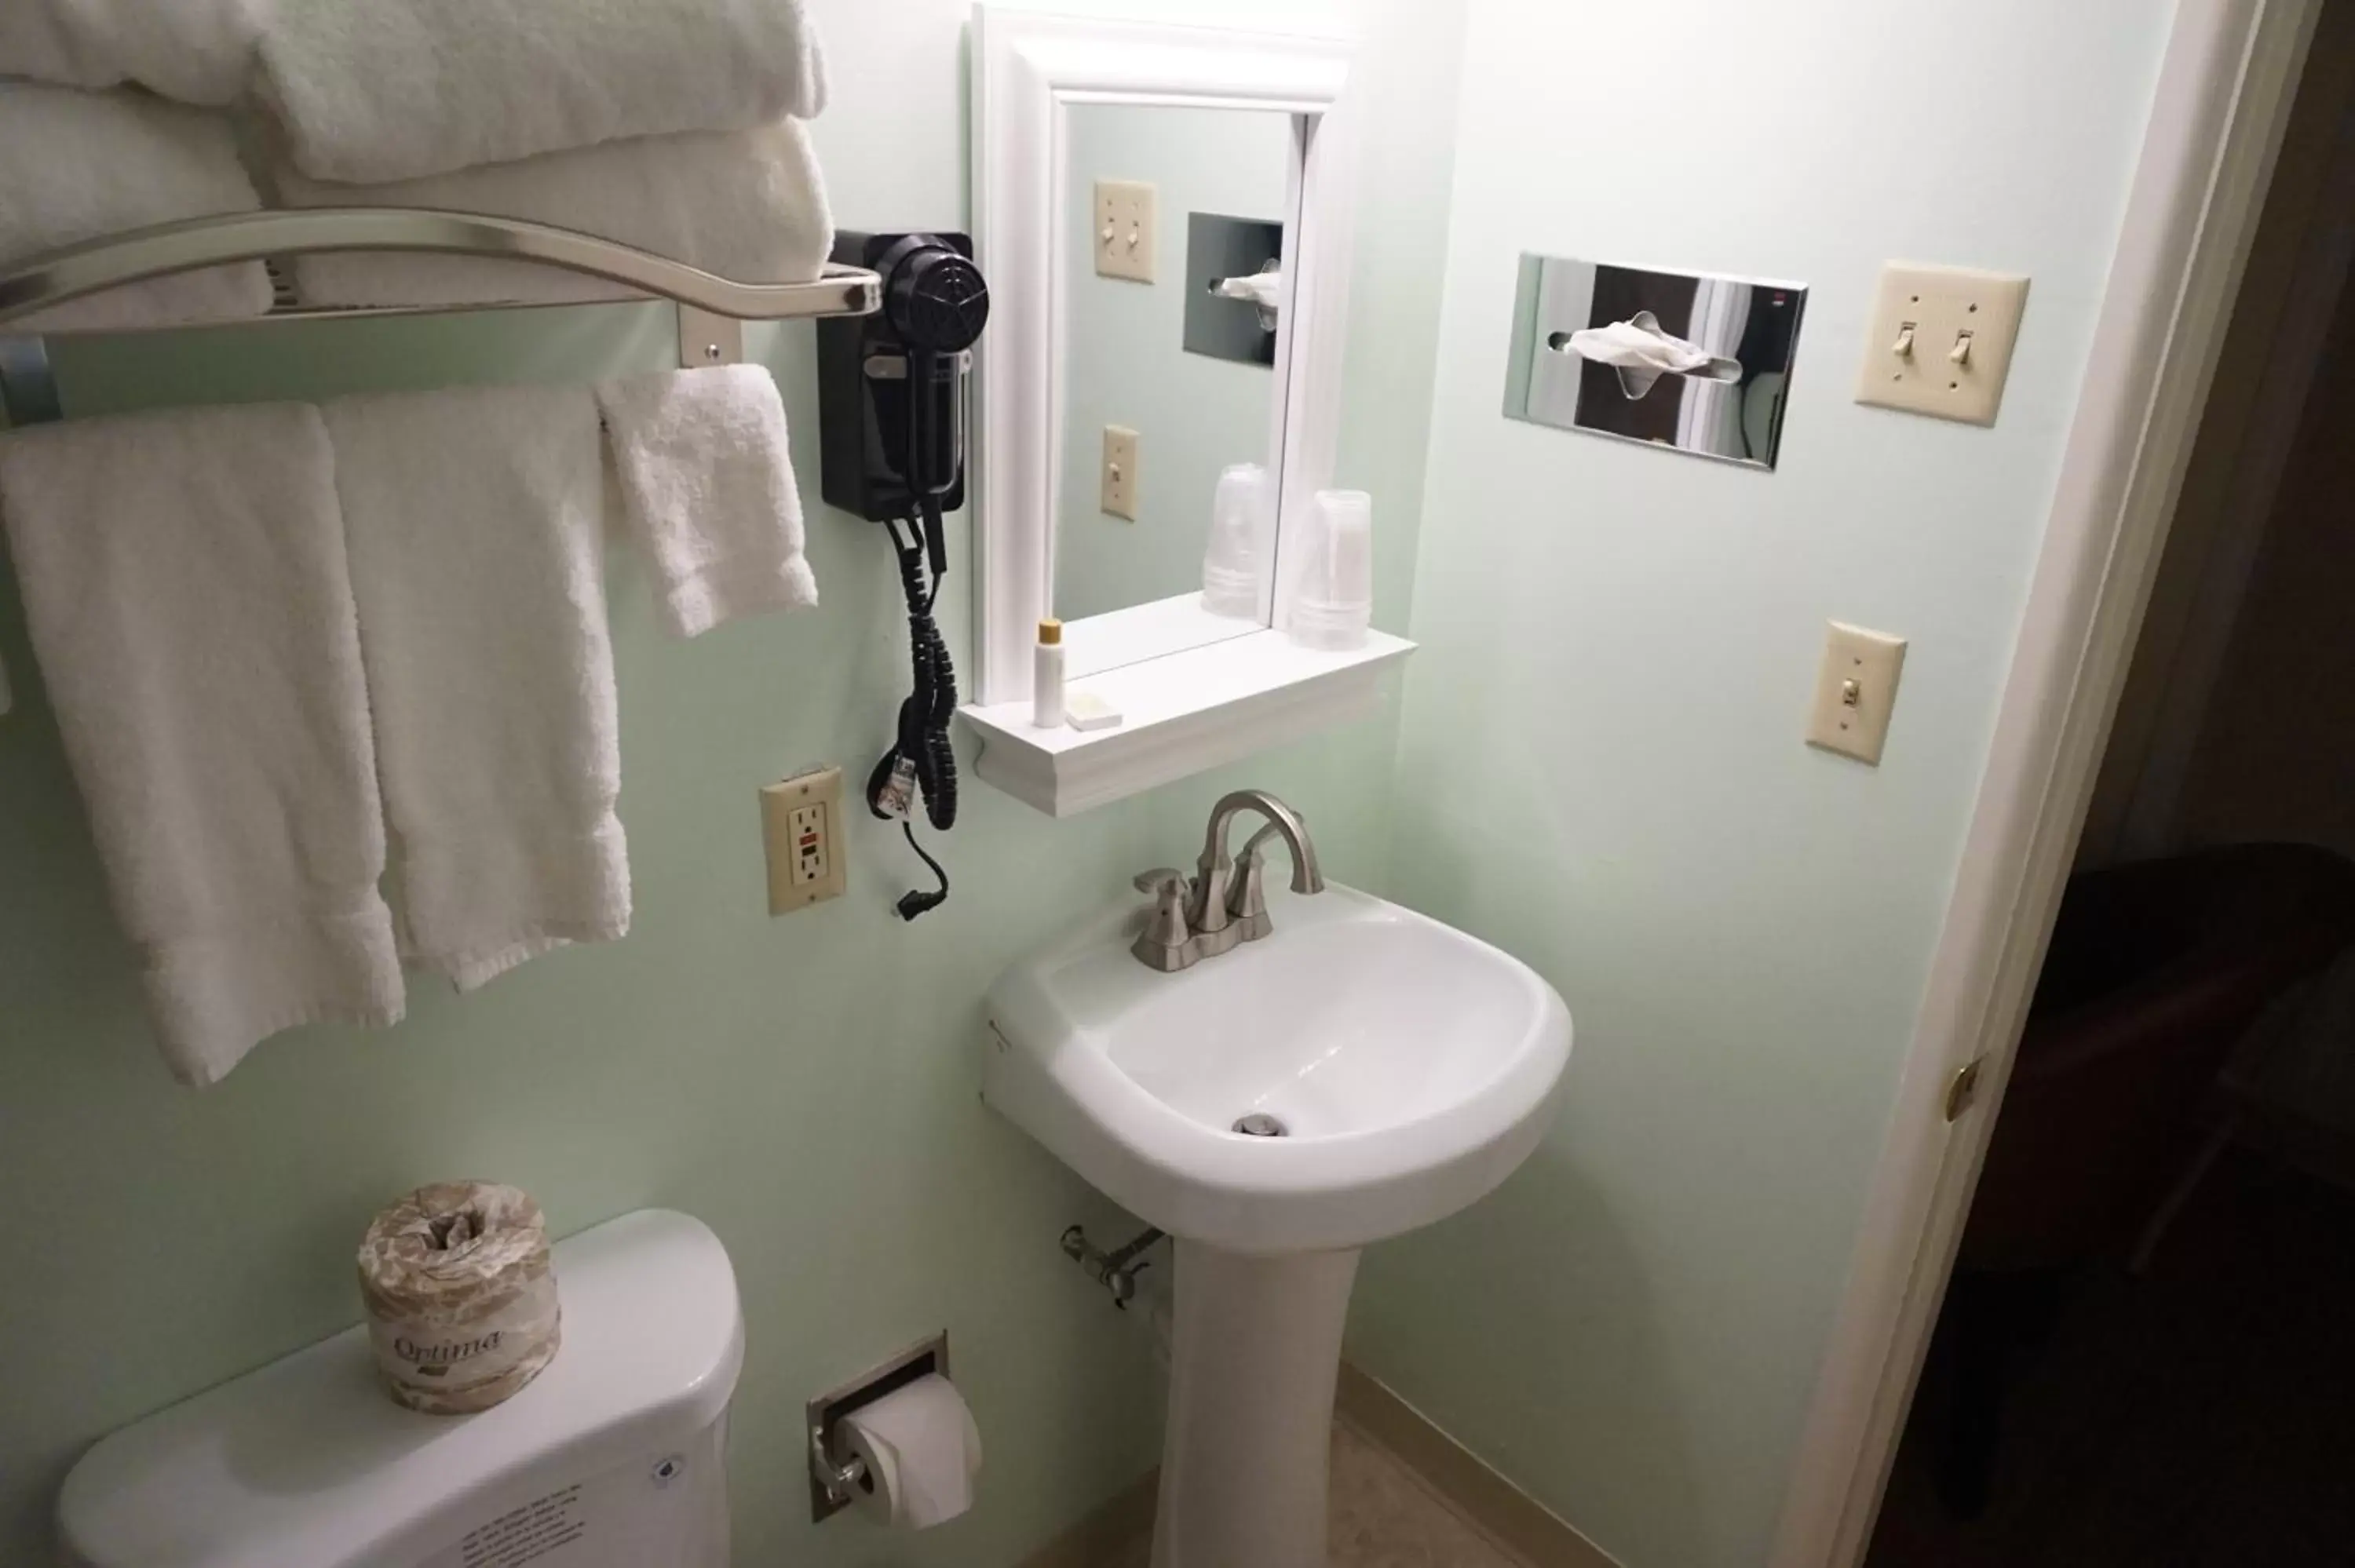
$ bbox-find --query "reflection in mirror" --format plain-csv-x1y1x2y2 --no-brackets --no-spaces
1055,104,1294,659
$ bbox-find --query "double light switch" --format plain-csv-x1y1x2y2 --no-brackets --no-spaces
1094,179,1156,283
1855,263,2029,426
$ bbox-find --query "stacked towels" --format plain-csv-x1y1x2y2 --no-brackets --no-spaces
257,0,833,308
0,366,817,1085
0,84,272,333
0,0,832,320
257,0,826,184
270,122,834,312
0,0,264,106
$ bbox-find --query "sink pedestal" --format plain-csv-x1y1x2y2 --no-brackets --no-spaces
1152,1242,1360,1568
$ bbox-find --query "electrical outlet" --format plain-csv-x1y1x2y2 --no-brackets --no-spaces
1855,263,2030,426
762,766,846,913
1806,622,1908,765
1093,179,1156,283
1101,425,1139,520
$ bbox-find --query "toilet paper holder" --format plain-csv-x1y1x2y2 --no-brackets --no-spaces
807,1331,951,1522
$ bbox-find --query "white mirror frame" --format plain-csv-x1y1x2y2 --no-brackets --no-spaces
971,6,1357,706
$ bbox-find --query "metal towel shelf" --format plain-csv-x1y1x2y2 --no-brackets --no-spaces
0,208,884,426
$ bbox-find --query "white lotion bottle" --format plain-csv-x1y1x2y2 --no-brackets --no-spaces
1033,618,1066,728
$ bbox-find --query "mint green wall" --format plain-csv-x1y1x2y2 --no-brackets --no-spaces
1346,4,2178,1567
0,2,1465,1563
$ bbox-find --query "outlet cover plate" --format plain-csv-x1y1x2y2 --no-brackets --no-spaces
762,766,846,913
1855,263,2029,426
1094,179,1157,283
1807,622,1908,766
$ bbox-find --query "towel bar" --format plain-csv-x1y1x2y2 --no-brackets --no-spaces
0,208,883,426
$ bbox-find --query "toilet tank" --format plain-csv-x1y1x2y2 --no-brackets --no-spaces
60,1209,744,1568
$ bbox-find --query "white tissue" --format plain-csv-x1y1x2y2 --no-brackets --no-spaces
1214,268,1285,317
1565,311,1743,399
839,1374,982,1530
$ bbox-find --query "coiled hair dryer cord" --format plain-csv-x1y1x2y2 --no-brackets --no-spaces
865,498,957,920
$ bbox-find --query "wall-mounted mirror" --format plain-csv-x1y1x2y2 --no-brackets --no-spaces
1054,104,1294,632
972,9,1355,706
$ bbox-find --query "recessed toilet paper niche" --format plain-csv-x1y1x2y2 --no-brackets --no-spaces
1502,254,1807,470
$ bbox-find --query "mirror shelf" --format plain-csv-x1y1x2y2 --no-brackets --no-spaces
959,629,1413,819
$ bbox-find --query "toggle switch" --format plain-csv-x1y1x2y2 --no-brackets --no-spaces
1892,323,1917,359
1807,622,1908,765
1948,330,1974,366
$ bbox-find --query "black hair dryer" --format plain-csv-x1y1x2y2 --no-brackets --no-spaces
818,233,990,921
819,231,990,571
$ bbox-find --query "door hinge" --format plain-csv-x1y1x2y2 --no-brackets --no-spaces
1944,1056,1988,1122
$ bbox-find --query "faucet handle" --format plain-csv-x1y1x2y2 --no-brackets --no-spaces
1131,868,1197,972
1227,834,1275,941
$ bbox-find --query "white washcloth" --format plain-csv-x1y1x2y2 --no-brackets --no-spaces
0,0,264,106
0,404,404,1085
259,0,827,185
597,366,817,637
0,84,273,333
271,121,833,310
323,384,630,990
1565,311,1745,399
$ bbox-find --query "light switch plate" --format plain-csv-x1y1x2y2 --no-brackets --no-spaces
1854,264,2029,426
1101,425,1139,520
1094,179,1156,283
1807,623,1908,765
762,766,846,913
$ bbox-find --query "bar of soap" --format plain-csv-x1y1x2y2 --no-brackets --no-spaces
1065,691,1122,731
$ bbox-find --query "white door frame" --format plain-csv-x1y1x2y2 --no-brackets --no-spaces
1767,2,2327,1565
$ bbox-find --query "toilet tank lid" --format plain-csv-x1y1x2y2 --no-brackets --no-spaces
59,1209,744,1568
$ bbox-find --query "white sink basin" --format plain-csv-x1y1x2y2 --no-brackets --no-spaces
985,882,1572,1253
984,875,1571,1567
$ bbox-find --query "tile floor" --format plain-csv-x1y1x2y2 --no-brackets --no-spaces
1108,1419,1531,1568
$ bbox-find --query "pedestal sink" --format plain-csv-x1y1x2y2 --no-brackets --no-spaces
984,874,1572,1567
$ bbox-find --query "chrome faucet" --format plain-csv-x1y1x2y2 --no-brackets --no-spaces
1131,789,1324,972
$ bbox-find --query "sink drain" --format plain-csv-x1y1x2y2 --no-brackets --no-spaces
1232,1112,1289,1138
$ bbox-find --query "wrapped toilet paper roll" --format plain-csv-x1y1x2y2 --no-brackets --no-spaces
841,1374,984,1529
356,1182,561,1416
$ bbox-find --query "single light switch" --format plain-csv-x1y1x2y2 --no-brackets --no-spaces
1807,622,1908,765
1093,179,1156,283
1855,264,2028,426
1101,425,1139,520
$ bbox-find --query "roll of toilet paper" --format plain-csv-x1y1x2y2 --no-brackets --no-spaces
840,1374,984,1530
356,1181,561,1416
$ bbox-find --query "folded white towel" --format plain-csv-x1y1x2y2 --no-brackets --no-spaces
0,84,273,333
0,404,404,1085
272,121,833,311
323,384,630,990
0,0,264,106
259,0,827,185
597,366,818,637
